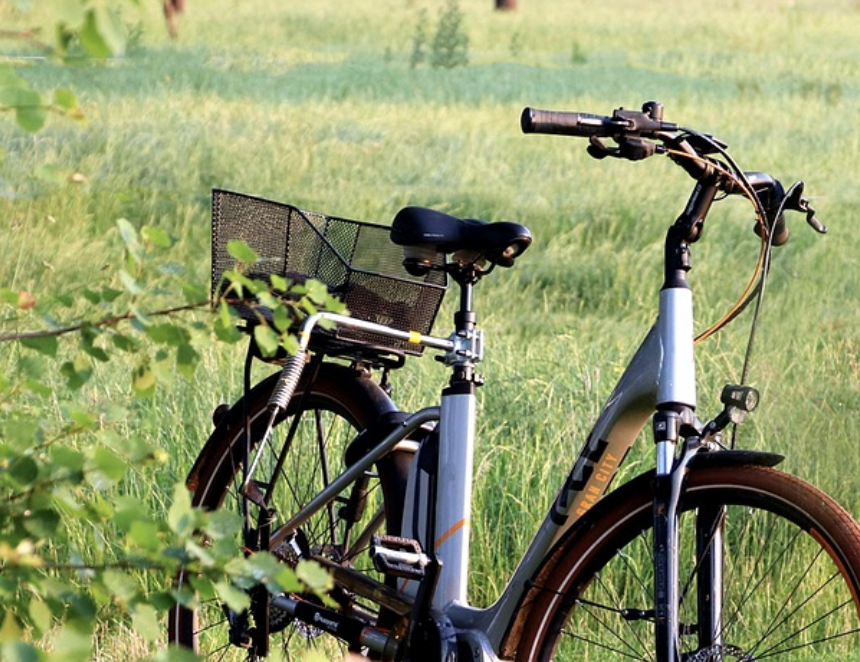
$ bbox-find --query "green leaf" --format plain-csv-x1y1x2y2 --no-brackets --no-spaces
102,569,138,603
270,274,289,292
272,304,292,332
227,240,259,264
0,288,19,305
253,324,280,358
127,521,160,553
214,581,250,614
48,0,86,27
16,105,47,133
28,598,53,637
50,623,92,662
119,270,143,295
296,560,332,593
182,280,209,304
19,335,58,357
23,509,60,541
0,611,23,644
9,456,39,488
167,483,194,537
82,288,101,304
131,604,159,641
60,354,93,390
101,287,123,302
79,9,111,58
117,218,143,264
176,343,200,379
141,226,173,248
50,446,86,473
0,641,42,662
132,359,156,397
113,495,149,532
53,88,77,111
111,333,138,353
305,279,330,305
146,323,188,346
64,405,98,430
93,6,126,56
88,447,127,484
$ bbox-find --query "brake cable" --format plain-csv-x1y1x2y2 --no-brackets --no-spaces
661,136,772,346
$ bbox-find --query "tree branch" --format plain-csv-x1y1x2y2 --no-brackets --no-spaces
0,301,211,343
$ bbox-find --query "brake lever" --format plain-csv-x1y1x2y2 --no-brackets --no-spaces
587,135,662,162
785,182,827,235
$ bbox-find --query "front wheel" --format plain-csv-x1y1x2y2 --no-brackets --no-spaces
515,463,860,662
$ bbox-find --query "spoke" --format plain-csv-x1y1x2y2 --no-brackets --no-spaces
579,564,654,661
313,408,339,546
748,553,834,656
559,626,650,661
718,514,805,643
754,597,857,659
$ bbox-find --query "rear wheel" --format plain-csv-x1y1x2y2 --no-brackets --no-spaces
515,463,860,662
168,362,409,660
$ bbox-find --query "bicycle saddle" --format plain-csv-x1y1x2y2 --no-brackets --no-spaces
390,206,532,276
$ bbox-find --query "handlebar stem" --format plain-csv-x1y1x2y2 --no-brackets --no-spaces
673,176,721,245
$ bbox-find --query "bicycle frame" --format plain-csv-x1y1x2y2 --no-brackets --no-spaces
259,181,721,661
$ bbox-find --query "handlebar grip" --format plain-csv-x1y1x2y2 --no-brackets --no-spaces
521,107,613,137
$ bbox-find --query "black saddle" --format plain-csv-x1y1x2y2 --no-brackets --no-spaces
390,206,532,276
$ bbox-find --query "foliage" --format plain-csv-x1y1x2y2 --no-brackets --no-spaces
1,3,343,659
0,213,341,659
430,0,470,69
410,0,470,70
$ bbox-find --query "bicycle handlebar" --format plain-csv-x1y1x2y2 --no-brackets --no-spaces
521,101,826,245
521,103,677,139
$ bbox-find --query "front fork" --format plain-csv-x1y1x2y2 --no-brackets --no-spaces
652,409,724,662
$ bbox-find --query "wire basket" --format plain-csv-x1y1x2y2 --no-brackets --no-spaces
211,189,447,355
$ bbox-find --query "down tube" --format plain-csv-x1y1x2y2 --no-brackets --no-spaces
471,324,663,646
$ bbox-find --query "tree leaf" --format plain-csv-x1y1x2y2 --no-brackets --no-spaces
88,447,127,484
141,226,172,248
116,219,143,264
15,105,46,133
146,323,188,346
227,240,258,264
23,509,60,541
132,359,156,397
19,335,58,357
176,343,200,379
79,9,111,59
60,354,92,390
253,325,279,358
93,6,126,56
53,88,77,111
0,611,23,644
296,560,332,593
167,483,194,537
213,581,250,614
119,270,143,295
131,604,159,641
28,598,53,638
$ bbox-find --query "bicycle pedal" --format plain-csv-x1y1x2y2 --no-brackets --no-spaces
370,535,428,580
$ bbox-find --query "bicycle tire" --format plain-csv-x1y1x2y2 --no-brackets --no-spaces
168,361,410,660
512,462,860,662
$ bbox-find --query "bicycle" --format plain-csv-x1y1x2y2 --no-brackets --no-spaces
167,101,860,661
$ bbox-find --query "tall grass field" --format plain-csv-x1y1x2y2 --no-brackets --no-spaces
2,0,860,658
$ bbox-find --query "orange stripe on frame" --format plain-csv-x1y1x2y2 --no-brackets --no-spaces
434,519,468,549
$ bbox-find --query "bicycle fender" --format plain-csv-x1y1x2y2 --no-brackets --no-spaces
688,449,784,469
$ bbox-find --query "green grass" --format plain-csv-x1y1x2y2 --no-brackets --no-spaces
3,0,860,656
